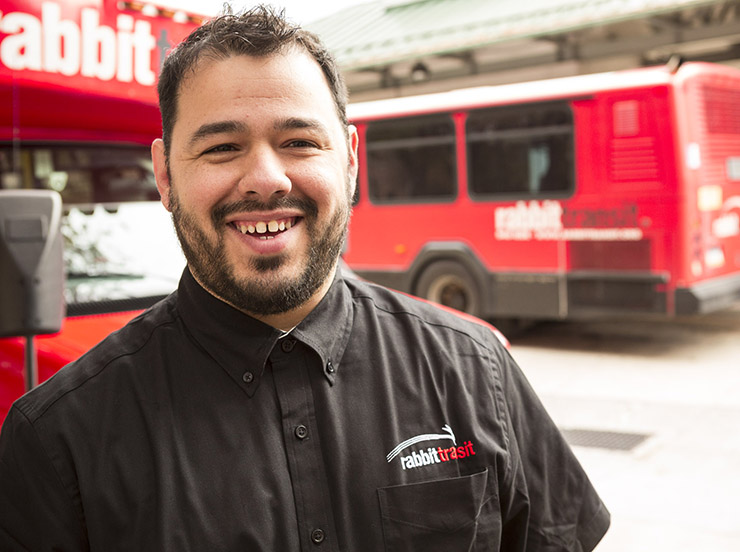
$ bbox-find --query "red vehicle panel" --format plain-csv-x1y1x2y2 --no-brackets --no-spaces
0,311,139,422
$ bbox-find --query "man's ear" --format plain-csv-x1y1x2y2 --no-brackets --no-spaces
347,125,359,198
151,138,172,212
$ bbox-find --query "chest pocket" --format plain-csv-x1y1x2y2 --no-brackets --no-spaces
377,469,499,551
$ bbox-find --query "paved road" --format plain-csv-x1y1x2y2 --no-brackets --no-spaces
508,305,740,551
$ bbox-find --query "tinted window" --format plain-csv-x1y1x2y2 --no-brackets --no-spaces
466,103,574,197
365,114,456,203
0,144,158,207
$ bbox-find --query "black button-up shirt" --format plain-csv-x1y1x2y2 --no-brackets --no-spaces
0,269,609,551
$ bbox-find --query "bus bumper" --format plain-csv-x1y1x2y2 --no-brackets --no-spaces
675,273,740,315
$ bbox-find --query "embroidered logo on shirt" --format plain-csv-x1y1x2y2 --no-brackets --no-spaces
387,424,476,470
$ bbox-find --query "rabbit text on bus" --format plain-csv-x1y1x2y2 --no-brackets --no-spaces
0,2,159,85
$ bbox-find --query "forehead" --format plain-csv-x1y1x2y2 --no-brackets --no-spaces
172,50,341,140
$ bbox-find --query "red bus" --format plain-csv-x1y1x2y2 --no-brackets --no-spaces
0,0,201,423
345,61,740,326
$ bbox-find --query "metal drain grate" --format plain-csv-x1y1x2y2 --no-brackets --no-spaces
560,428,650,451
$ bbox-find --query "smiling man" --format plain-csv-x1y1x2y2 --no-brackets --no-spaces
152,37,358,330
0,6,609,551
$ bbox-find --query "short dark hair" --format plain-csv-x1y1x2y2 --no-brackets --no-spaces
157,5,349,157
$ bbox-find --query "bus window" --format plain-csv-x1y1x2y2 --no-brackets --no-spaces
365,114,456,203
0,144,158,208
466,102,574,198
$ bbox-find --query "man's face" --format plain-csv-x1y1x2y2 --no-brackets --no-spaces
152,50,358,325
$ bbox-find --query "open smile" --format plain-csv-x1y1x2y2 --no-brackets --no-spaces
230,217,300,240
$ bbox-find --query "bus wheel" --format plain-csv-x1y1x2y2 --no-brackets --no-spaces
416,261,481,317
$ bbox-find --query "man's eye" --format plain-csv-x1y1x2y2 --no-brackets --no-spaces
204,144,236,154
287,140,318,148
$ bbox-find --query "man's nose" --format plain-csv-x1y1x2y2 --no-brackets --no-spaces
237,145,292,200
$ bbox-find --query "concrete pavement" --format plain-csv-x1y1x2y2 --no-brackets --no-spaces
508,307,740,551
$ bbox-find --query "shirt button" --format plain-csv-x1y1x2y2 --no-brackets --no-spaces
326,360,335,374
242,371,254,383
281,339,296,353
295,424,308,440
310,528,325,545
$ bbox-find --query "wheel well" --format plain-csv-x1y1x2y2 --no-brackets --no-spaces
409,243,489,311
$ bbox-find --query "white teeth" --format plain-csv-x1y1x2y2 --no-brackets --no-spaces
236,218,294,235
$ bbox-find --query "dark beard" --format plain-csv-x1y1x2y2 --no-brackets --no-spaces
169,189,350,317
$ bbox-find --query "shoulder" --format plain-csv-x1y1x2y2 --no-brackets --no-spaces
342,276,509,352
13,292,181,424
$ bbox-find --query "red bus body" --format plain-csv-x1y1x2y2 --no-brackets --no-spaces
0,0,200,424
345,62,740,322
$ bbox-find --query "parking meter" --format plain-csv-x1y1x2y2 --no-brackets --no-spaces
0,190,65,390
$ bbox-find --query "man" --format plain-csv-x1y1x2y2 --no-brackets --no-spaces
0,6,609,550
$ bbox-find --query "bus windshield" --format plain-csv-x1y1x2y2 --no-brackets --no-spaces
0,144,185,314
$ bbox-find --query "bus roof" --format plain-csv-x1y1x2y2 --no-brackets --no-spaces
348,61,737,122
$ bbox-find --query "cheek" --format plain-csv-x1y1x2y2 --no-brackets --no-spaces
290,163,350,205
173,166,236,210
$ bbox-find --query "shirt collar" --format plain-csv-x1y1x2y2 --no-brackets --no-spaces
291,269,355,386
176,268,354,396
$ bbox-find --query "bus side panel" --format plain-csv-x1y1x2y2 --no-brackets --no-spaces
347,115,567,287
562,85,678,316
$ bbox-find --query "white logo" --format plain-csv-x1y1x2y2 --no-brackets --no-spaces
387,425,476,471
494,200,644,241
387,424,456,462
495,200,563,241
0,2,156,84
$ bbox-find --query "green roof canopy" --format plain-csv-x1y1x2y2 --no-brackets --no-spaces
308,0,723,70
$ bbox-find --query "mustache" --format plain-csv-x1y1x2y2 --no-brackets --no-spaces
211,196,319,225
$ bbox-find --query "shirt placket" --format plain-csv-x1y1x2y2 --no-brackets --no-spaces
270,337,339,551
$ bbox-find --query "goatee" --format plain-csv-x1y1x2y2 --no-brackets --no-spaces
169,190,350,316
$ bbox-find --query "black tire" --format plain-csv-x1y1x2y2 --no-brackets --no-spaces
415,260,481,317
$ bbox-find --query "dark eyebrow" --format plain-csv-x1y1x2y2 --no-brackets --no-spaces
274,117,330,137
188,120,246,147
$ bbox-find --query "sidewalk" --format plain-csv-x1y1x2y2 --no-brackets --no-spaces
553,397,740,551
509,311,740,551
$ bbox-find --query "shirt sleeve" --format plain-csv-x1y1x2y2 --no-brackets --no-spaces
496,347,610,551
0,405,89,551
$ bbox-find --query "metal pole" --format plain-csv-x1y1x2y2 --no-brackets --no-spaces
24,335,37,392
